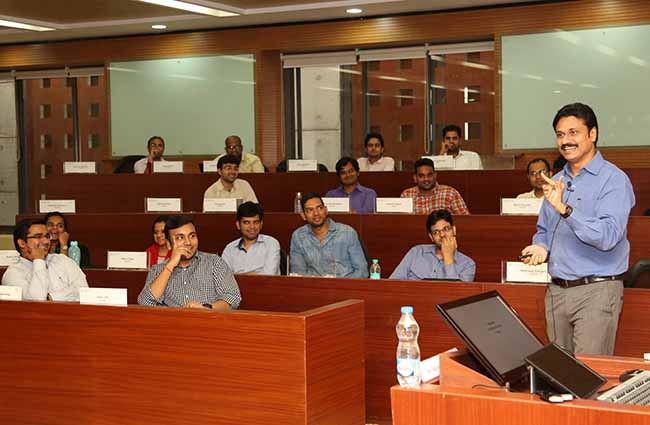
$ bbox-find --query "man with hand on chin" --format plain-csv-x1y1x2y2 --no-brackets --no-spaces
521,103,635,355
137,216,241,311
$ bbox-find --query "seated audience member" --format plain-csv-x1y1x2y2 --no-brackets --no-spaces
203,155,259,203
146,215,171,268
137,215,241,310
357,133,395,171
517,158,552,199
45,211,93,268
290,193,368,278
134,136,166,174
390,210,476,282
400,158,469,215
222,202,280,275
438,124,483,170
325,157,377,214
215,135,264,173
2,218,88,301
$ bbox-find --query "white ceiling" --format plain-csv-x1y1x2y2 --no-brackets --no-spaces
0,0,539,45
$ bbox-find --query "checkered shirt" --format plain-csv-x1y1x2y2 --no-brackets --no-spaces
400,184,470,215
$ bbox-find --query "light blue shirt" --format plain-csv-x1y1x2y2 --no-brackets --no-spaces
221,234,281,275
290,218,368,278
533,151,635,280
389,244,476,282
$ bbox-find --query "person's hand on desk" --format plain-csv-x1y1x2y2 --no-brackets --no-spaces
521,244,548,266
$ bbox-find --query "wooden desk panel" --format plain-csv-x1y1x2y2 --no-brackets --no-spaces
0,299,365,425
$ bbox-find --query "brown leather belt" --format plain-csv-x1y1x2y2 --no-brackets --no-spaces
550,275,625,289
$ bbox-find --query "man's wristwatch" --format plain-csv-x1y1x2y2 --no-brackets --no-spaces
560,205,573,219
61,245,68,251
202,303,213,309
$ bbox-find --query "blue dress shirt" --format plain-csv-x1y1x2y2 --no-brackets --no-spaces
325,184,377,214
221,234,281,275
389,244,476,282
533,151,635,280
290,218,369,278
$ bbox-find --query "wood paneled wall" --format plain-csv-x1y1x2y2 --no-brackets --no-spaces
2,0,650,167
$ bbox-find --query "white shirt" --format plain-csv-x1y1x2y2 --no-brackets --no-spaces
1,254,88,301
133,157,166,174
516,189,543,199
444,150,483,170
203,178,258,203
357,156,395,172
221,234,281,275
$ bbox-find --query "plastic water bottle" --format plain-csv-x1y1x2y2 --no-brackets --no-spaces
294,192,302,213
370,259,381,279
396,306,421,388
68,241,81,266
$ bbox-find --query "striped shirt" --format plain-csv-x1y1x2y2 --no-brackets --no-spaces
137,251,241,308
400,183,469,215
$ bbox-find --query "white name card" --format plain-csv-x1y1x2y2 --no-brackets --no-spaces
288,159,317,172
0,286,22,301
107,251,148,270
504,262,551,284
423,155,455,170
322,197,350,213
39,199,76,213
203,160,219,173
203,198,239,212
375,197,413,214
0,250,20,266
63,161,97,174
145,197,182,212
79,287,128,307
501,198,544,215
153,161,183,173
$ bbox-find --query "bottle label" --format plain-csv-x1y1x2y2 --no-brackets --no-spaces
370,272,380,279
397,358,417,377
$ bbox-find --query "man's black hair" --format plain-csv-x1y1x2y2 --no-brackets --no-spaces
413,157,435,173
217,154,241,169
552,102,599,145
364,132,384,148
14,218,46,251
300,192,324,210
164,215,195,241
526,158,551,174
335,157,360,175
442,124,462,138
237,202,264,221
426,209,454,234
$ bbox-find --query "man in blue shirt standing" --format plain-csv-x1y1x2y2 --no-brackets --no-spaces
521,103,635,355
325,157,377,214
390,209,475,282
290,193,368,278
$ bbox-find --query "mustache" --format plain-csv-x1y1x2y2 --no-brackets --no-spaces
561,143,578,150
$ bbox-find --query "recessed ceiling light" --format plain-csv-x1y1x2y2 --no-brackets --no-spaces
151,24,167,30
139,0,238,17
346,8,363,14
0,19,54,32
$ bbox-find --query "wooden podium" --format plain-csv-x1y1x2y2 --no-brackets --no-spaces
391,350,650,425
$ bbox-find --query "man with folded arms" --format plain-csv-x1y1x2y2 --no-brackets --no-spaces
2,218,88,301
521,102,635,355
222,202,281,275
134,136,166,174
203,154,258,204
390,209,475,282
290,193,368,278
215,135,264,173
325,157,377,214
137,215,241,311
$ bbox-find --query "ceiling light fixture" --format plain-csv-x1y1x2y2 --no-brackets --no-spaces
346,8,363,14
151,24,167,30
0,19,54,32
139,0,238,17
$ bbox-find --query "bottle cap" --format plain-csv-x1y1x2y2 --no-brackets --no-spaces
400,306,413,314
70,241,78,246
372,259,378,264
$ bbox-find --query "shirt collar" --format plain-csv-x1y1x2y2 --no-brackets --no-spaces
562,149,604,177
236,236,264,251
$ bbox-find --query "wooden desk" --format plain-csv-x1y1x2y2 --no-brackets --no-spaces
391,354,650,425
15,213,650,282
0,298,365,425
39,169,650,215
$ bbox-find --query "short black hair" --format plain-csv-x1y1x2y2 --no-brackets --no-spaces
147,136,164,149
526,158,551,174
552,102,599,145
164,215,195,241
44,211,68,230
217,154,241,169
335,157,359,175
413,158,435,173
14,218,46,251
237,202,264,221
364,132,384,148
426,209,454,233
442,124,462,138
152,215,170,233
300,192,324,210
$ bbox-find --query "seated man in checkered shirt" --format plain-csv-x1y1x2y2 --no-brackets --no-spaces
400,158,469,215
137,215,241,311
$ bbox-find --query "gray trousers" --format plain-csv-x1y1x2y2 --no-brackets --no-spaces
545,280,624,355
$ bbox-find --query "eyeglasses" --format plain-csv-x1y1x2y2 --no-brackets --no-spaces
430,226,452,237
528,170,549,178
26,233,51,240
